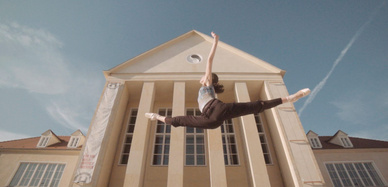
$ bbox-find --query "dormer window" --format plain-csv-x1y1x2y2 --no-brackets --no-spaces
37,130,61,148
306,130,322,149
309,137,322,148
340,137,353,148
328,130,353,148
67,130,85,148
37,136,50,147
68,137,80,148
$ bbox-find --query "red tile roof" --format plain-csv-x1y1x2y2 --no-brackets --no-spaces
0,136,81,150
1,135,387,150
316,136,388,150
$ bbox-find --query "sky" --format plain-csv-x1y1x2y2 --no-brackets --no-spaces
0,1,387,142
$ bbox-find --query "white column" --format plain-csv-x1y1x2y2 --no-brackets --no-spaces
123,82,155,187
167,82,185,187
234,82,271,187
207,127,228,187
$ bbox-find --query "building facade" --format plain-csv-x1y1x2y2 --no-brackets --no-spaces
307,130,388,187
2,129,388,186
0,130,85,186
0,30,350,187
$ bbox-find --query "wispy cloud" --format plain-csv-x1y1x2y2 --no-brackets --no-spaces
331,89,388,125
331,94,371,125
0,22,103,137
0,22,70,94
351,125,388,141
0,130,30,142
331,89,388,141
46,102,89,133
298,2,385,116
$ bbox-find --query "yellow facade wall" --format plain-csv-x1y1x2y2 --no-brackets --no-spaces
106,81,286,186
0,150,79,187
314,149,388,187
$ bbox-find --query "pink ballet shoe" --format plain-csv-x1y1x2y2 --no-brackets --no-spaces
145,113,160,120
287,88,310,103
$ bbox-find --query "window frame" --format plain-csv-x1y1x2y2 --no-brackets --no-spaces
119,108,138,165
340,137,353,148
67,137,80,148
184,108,207,166
309,137,322,148
221,119,240,166
325,161,387,187
254,113,273,165
37,136,50,148
8,162,66,187
151,108,172,166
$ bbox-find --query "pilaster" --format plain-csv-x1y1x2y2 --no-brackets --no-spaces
167,82,185,187
234,82,271,187
207,127,228,187
123,82,155,187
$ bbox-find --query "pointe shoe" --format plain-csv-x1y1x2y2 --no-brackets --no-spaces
145,113,160,120
287,88,310,103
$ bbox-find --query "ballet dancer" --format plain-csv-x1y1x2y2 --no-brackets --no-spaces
145,32,310,129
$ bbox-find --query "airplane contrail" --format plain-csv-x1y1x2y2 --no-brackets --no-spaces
298,2,385,116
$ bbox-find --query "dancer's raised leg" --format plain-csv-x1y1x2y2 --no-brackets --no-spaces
282,88,310,103
145,113,166,123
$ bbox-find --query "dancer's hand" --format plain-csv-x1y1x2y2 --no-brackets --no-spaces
211,32,219,40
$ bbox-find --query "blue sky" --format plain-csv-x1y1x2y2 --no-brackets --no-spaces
0,1,387,142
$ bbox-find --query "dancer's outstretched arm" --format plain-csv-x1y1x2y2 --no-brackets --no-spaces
200,32,219,86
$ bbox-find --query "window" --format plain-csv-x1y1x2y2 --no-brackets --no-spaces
68,137,80,148
309,137,322,148
185,108,206,166
37,136,50,147
186,54,202,64
9,162,65,187
221,119,239,165
120,108,137,165
340,137,352,148
325,162,386,187
152,108,172,166
254,114,272,164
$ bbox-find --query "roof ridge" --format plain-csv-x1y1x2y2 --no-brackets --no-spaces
349,136,388,143
0,136,40,143
0,135,72,144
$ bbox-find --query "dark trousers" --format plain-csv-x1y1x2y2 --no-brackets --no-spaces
165,98,283,129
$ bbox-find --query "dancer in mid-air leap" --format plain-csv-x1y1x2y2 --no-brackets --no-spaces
146,32,310,129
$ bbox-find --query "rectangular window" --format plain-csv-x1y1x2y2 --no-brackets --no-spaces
325,162,386,187
68,137,80,148
120,108,137,165
309,137,322,148
37,137,50,147
221,119,239,165
340,137,352,147
185,108,206,166
254,114,272,164
9,163,65,187
152,108,172,166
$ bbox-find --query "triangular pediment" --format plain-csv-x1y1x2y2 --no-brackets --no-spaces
307,130,319,137
71,129,84,136
105,30,284,79
41,129,57,137
329,130,353,148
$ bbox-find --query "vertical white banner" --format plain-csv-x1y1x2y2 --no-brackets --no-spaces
74,82,121,184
